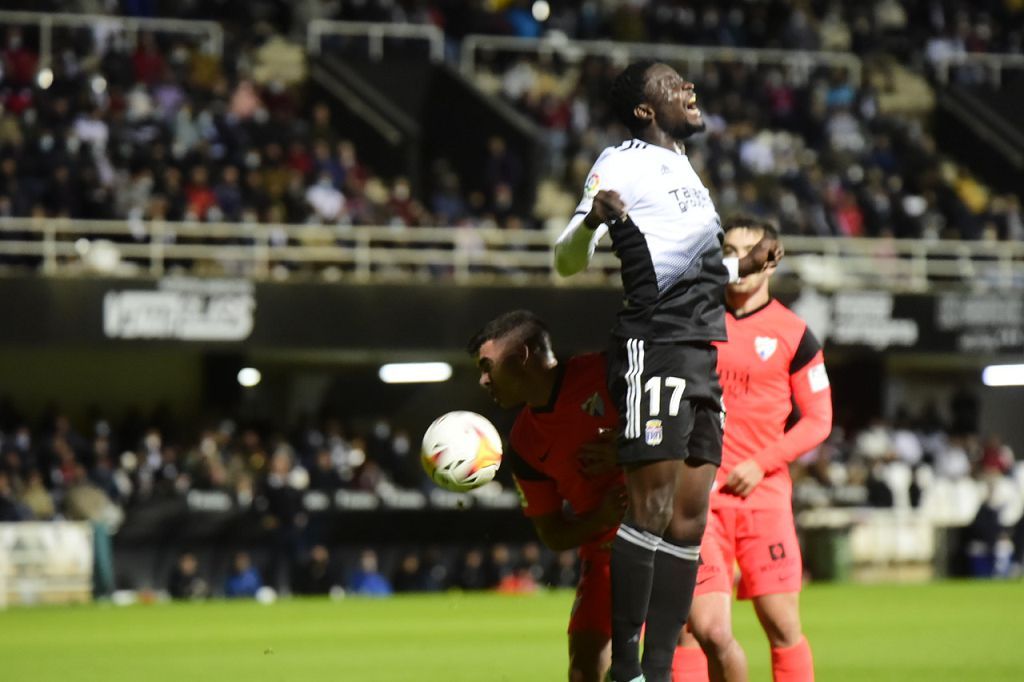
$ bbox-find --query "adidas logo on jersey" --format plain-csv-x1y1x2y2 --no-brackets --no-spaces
580,392,605,417
660,164,672,175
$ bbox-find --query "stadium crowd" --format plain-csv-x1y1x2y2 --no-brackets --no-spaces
20,1,1020,57
0,1,1020,253
472,51,1023,241
0,387,1022,595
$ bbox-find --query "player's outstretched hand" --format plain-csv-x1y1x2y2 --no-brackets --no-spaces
584,190,627,229
722,459,766,498
578,427,618,477
738,234,784,277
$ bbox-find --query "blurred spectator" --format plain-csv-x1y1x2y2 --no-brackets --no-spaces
486,543,514,588
0,470,27,521
545,550,580,588
64,464,119,597
292,544,340,596
168,552,209,600
392,551,430,593
979,436,1016,476
19,470,56,520
348,548,392,596
454,548,489,590
224,551,263,598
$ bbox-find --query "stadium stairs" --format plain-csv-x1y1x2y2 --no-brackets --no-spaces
310,55,423,188
934,78,1024,197
312,54,544,213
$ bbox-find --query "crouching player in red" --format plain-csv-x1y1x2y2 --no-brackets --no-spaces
468,310,627,682
673,217,833,682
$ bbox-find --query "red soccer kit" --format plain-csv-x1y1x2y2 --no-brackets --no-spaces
509,353,622,635
696,299,833,598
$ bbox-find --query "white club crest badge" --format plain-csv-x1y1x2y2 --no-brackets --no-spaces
645,419,663,446
754,336,777,361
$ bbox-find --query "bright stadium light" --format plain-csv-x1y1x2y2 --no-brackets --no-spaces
237,367,262,388
532,1,551,22
379,362,452,384
981,364,1024,387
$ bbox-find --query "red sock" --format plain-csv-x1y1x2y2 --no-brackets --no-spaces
672,646,710,682
771,637,814,682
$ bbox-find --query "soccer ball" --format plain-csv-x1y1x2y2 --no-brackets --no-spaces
421,411,503,492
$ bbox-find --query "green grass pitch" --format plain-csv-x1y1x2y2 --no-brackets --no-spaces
1,581,1021,681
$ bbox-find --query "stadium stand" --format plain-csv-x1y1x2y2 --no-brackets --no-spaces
1,5,1023,603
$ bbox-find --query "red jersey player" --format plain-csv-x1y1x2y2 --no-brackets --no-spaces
673,217,832,682
468,310,627,682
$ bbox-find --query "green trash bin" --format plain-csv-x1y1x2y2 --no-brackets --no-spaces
802,525,852,582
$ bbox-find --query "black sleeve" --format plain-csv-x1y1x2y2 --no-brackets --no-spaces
789,326,822,375
508,448,553,482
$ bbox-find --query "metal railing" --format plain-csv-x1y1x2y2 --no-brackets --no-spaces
460,34,862,85
0,10,223,64
932,52,1024,87
306,19,445,63
1,218,1021,292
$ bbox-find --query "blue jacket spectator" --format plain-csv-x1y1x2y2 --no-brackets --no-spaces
348,549,392,597
224,551,263,598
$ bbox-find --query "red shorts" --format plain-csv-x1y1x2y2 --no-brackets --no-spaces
568,550,611,637
695,506,803,599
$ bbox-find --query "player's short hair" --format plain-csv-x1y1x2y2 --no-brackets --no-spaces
723,214,779,242
466,310,553,358
611,60,657,135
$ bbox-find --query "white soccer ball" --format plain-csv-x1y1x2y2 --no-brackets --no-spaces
421,411,503,492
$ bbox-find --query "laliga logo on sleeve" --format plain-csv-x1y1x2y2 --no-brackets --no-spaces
584,173,600,198
754,336,777,361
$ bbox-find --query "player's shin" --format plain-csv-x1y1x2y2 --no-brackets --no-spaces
641,540,701,682
770,637,813,682
609,523,661,681
672,645,710,682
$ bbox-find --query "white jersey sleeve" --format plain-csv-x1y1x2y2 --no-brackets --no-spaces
553,145,643,277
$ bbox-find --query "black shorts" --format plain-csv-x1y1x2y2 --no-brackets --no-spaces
607,337,724,466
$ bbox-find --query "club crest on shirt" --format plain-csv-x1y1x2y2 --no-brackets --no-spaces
645,419,663,446
581,392,605,417
754,336,778,361
584,173,600,198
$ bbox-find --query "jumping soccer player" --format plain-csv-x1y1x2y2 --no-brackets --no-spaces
469,310,627,682
673,216,832,682
554,62,780,682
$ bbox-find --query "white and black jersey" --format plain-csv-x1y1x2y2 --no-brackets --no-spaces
555,140,729,343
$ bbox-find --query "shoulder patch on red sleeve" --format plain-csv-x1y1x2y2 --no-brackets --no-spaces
807,363,830,393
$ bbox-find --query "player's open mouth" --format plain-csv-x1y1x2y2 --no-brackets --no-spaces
686,94,700,114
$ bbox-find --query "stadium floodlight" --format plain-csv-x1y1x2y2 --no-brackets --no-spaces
981,364,1024,387
237,367,262,388
379,362,452,384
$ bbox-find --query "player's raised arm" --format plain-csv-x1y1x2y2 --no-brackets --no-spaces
554,190,622,277
554,148,630,277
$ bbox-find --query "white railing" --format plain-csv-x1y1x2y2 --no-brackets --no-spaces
461,34,862,85
0,218,1022,291
932,52,1024,87
307,19,444,63
0,10,223,64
